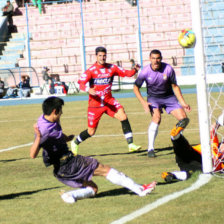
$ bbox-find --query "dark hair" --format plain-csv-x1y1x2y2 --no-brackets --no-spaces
95,46,107,55
42,97,64,115
150,49,162,57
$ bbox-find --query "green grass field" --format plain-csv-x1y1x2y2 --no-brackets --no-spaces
1,94,224,224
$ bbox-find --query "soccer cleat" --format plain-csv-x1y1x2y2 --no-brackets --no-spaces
128,143,141,152
71,140,79,156
147,150,156,158
139,181,157,197
60,192,76,204
171,118,189,138
170,126,184,138
161,172,175,183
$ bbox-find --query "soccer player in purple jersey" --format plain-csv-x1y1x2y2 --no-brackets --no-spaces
133,49,191,158
30,97,156,203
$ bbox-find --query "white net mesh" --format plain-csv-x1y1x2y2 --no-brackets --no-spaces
201,0,224,173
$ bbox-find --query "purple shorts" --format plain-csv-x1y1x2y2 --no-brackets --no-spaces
55,155,99,188
148,95,182,114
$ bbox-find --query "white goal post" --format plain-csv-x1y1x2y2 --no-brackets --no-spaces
191,0,213,173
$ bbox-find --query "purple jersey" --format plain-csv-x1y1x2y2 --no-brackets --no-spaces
36,115,99,188
135,62,177,98
37,115,69,166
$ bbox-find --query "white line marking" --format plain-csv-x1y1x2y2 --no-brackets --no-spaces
0,143,32,153
0,110,199,123
0,129,199,153
111,174,212,224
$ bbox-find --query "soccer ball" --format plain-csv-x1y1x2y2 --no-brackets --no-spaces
178,29,196,48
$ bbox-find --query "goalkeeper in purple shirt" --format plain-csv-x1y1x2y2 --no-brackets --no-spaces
133,49,191,158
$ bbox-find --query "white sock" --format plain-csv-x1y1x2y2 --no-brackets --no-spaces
68,187,95,200
106,168,142,195
171,171,188,181
148,122,159,151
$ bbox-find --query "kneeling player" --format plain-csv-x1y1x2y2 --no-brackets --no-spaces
30,97,156,203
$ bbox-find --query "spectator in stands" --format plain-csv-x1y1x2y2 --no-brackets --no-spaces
15,0,30,8
2,0,14,26
18,75,31,97
32,0,42,14
42,67,50,84
0,77,5,98
4,75,31,98
54,75,68,94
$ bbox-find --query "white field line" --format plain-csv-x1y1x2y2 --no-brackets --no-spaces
0,143,32,153
0,129,199,153
0,110,200,123
111,174,212,224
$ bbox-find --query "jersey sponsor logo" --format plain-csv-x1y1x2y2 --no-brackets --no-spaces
100,68,106,73
94,70,98,74
93,77,112,85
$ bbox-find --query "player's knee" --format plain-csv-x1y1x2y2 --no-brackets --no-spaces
176,118,189,128
115,109,127,121
88,128,96,136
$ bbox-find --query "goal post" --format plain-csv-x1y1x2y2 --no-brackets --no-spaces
191,0,213,173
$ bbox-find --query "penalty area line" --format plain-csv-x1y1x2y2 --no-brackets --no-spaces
111,174,212,224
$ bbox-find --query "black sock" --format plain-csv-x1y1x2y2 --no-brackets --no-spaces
75,129,91,144
121,119,133,144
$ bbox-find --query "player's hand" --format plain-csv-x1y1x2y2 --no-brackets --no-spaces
142,101,150,113
183,104,191,112
88,87,96,96
134,64,141,72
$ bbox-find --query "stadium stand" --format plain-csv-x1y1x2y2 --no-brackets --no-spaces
3,0,222,91
12,0,191,86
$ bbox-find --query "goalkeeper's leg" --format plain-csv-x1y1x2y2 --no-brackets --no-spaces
170,118,190,140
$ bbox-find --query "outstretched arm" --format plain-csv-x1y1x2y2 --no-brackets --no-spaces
116,64,141,77
30,124,41,159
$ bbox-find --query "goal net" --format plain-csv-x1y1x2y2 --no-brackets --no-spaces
193,0,224,173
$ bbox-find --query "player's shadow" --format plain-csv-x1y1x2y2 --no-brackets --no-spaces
0,186,61,200
89,150,146,157
95,188,137,198
138,146,174,157
0,157,29,163
0,155,41,163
